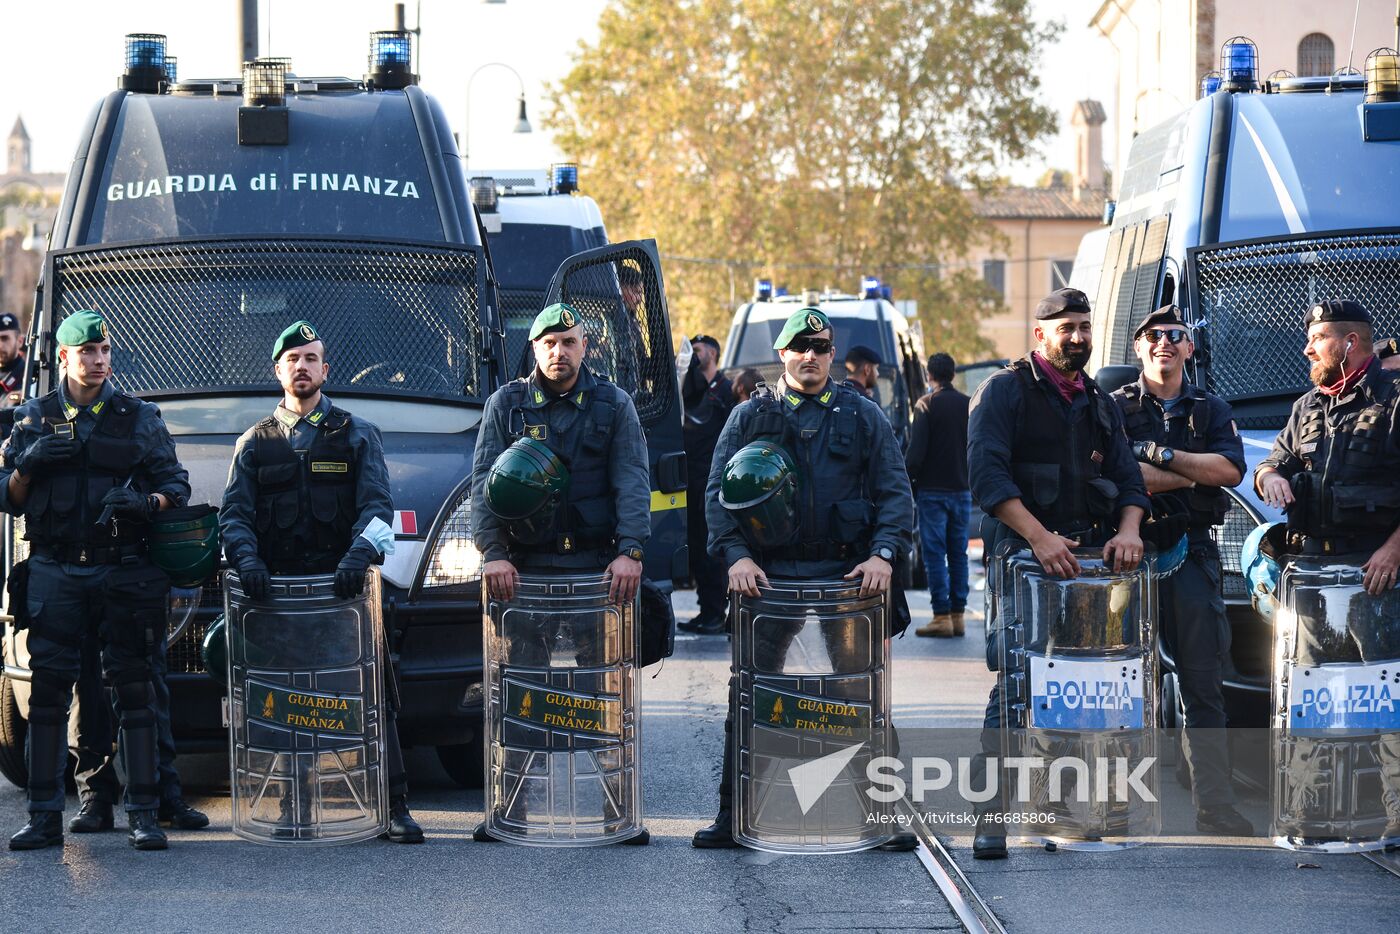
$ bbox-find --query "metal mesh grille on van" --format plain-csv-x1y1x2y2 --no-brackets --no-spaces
1191,231,1400,401
1209,493,1259,600
47,238,485,400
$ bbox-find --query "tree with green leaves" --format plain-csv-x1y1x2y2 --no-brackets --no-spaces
548,0,1060,359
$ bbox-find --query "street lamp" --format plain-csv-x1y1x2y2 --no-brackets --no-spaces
463,62,531,168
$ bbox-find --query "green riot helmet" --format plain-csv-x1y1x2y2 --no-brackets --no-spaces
201,615,228,685
150,504,220,588
718,441,799,550
485,437,571,545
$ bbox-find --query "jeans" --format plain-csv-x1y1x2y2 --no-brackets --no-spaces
917,490,971,614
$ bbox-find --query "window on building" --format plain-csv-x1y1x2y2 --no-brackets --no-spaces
1050,259,1075,290
982,259,1006,297
1298,33,1334,77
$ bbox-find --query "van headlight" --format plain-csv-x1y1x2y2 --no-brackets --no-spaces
422,493,483,589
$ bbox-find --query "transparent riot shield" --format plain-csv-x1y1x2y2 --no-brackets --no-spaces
995,546,1160,848
224,570,388,846
1272,557,1400,852
483,572,642,846
733,578,892,853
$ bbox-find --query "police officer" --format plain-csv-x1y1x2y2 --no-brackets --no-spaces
3,310,189,851
0,312,27,407
1376,336,1400,372
693,306,917,851
1255,299,1400,841
470,301,651,843
219,320,423,844
677,334,734,635
967,288,1148,859
842,344,881,402
1110,305,1253,836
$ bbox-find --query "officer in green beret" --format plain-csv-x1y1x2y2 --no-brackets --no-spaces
469,302,651,841
693,306,917,850
219,320,423,843
2,309,191,851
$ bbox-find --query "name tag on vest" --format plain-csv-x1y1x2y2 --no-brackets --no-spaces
311,461,349,474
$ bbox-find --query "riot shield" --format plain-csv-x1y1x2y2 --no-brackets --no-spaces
994,546,1160,848
732,578,892,853
1272,557,1400,852
224,570,388,846
483,572,642,845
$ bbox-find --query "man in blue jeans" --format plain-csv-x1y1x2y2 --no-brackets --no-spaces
905,353,971,636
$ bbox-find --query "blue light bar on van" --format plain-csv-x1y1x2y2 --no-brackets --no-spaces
1200,71,1222,97
551,163,579,194
754,279,773,301
1221,37,1258,91
861,276,881,298
125,34,166,70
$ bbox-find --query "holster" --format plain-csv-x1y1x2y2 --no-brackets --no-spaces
6,558,29,631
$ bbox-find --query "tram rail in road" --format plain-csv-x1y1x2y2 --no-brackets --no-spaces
900,796,1007,934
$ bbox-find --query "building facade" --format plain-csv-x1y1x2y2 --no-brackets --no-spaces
0,116,64,320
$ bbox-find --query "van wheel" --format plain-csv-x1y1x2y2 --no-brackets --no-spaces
0,675,28,788
436,742,485,789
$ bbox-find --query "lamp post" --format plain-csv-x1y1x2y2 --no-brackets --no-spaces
463,62,531,168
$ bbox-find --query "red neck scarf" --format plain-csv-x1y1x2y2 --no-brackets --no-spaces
1032,351,1085,403
1318,355,1374,397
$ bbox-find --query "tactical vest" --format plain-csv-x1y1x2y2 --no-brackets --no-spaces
249,408,357,573
1288,374,1400,541
24,391,144,549
1114,383,1230,528
1008,359,1117,536
502,377,623,554
741,380,874,561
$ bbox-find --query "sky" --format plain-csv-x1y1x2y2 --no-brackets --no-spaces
0,0,1112,186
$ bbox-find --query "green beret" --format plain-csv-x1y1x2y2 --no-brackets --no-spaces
528,302,584,341
272,320,322,362
773,307,831,350
55,310,109,347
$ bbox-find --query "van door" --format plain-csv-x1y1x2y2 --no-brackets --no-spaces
542,240,688,587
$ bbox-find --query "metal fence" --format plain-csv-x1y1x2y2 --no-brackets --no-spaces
1210,494,1259,600
47,238,486,400
1190,230,1400,402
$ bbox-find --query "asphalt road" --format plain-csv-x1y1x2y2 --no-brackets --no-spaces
0,563,1396,932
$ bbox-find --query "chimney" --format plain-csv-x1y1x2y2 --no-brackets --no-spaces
1071,99,1107,200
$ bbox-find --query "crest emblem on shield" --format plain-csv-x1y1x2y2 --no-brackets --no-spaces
99,321,109,339
806,312,822,332
300,324,317,341
561,308,576,328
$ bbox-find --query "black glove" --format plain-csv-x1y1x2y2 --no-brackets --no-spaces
334,539,379,599
100,487,154,522
237,557,271,601
14,433,78,476
1131,441,1173,468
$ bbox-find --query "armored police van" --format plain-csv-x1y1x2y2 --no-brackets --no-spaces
0,33,680,788
720,279,927,444
1081,37,1400,729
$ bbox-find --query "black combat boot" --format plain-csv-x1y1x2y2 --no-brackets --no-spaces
972,811,1007,860
127,810,168,850
383,795,424,844
158,798,210,830
471,821,501,842
691,805,739,848
878,830,919,852
1195,804,1254,836
69,798,115,833
9,812,64,850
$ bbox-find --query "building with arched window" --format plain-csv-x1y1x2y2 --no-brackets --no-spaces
1089,2,1396,197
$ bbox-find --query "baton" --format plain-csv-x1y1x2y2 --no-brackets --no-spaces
95,475,135,531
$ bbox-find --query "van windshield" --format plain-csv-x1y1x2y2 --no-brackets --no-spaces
732,313,888,367
48,238,487,403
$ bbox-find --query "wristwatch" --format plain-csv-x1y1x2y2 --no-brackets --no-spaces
620,546,644,561
1157,447,1175,466
147,494,161,515
874,546,895,562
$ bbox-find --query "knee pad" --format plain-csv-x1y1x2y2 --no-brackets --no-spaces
28,670,72,713
111,670,154,711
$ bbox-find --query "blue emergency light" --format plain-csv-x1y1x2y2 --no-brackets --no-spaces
754,279,773,301
1200,71,1222,97
880,285,892,301
861,276,881,299
164,56,177,84
774,285,789,297
372,32,413,69
125,34,166,70
552,163,579,194
1221,37,1258,91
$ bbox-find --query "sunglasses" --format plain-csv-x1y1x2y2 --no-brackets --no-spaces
787,337,833,355
1142,328,1188,345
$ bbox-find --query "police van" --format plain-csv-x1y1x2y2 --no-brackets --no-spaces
0,33,682,788
720,278,927,445
1080,37,1400,730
